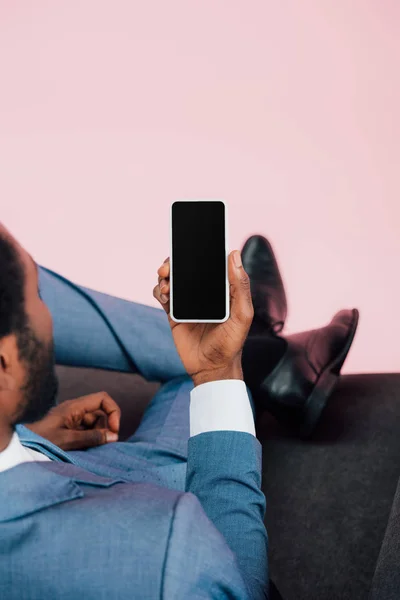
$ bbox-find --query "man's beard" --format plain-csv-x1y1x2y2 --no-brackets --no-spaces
14,326,58,424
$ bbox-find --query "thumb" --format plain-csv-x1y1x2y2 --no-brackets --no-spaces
62,428,118,451
228,250,254,326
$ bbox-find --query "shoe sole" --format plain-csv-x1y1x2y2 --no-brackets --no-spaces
298,308,360,439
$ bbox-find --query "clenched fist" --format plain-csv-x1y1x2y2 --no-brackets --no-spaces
26,392,120,450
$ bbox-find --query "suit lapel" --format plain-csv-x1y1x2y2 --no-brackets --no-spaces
15,424,132,479
0,460,124,522
15,424,75,463
0,461,83,521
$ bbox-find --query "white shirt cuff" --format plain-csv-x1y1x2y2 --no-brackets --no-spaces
190,379,256,438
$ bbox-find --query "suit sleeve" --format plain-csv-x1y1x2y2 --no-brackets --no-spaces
185,430,269,600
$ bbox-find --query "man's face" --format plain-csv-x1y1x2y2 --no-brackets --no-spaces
2,231,58,424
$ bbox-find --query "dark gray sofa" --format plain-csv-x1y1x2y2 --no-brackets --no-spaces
56,367,400,600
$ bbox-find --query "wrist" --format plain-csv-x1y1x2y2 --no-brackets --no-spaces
192,362,243,387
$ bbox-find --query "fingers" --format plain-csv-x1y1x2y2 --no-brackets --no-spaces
228,250,254,327
61,428,118,451
158,279,170,295
153,280,171,316
157,257,170,279
65,392,121,434
154,257,171,317
82,410,108,429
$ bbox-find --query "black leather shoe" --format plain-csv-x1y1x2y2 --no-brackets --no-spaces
253,308,359,438
241,235,287,334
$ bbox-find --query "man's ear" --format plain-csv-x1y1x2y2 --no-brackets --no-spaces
0,337,18,392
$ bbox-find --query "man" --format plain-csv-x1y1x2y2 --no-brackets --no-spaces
0,224,358,599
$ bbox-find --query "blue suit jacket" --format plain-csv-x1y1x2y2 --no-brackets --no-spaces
0,425,268,599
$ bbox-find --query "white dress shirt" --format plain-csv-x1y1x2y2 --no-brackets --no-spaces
0,429,51,472
0,380,255,473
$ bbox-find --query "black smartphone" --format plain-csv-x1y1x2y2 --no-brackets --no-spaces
170,200,229,323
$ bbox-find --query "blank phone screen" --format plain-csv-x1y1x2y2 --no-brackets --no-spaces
171,201,227,321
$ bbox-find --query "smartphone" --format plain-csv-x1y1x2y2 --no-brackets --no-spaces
170,200,229,323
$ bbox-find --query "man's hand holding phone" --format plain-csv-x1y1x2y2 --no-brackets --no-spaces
154,250,254,386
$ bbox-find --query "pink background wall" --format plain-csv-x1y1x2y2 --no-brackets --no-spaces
1,1,399,373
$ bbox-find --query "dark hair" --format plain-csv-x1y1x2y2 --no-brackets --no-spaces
0,233,28,342
0,232,58,422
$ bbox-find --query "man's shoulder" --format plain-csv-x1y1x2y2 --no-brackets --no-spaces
0,461,191,597
1,459,183,522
